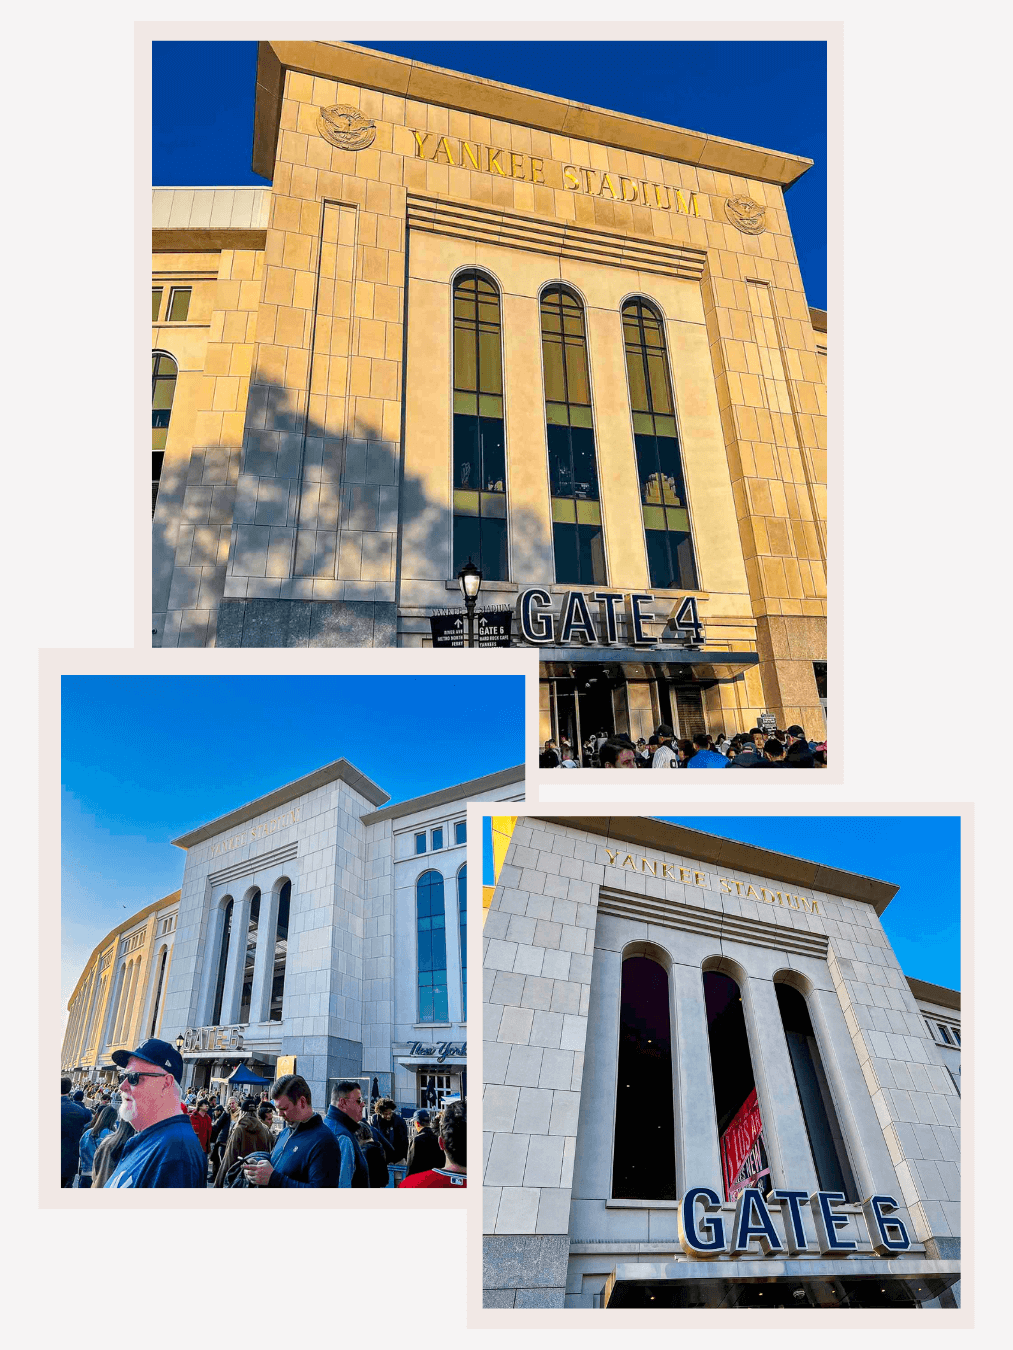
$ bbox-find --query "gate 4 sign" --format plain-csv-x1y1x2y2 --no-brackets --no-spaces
518,589,706,648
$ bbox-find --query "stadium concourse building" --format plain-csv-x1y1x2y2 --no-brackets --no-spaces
62,759,523,1113
152,41,827,743
481,818,960,1309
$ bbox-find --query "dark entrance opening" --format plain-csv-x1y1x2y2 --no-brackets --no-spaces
776,983,858,1198
605,1274,956,1308
704,970,769,1198
612,955,676,1200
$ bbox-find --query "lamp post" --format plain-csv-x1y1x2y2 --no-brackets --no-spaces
458,558,482,648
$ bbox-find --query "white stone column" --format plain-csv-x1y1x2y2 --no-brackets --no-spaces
671,959,723,1196
102,961,126,1049
249,886,280,1025
569,946,622,1204
808,984,901,1197
197,900,229,1024
741,974,819,1194
220,894,252,1026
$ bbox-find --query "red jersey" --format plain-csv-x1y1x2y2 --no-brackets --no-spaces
399,1169,467,1188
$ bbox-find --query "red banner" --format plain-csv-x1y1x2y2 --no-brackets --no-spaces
720,1088,770,1201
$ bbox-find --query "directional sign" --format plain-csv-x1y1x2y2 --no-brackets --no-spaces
429,609,513,648
758,713,777,732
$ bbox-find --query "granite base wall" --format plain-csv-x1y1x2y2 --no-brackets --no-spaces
215,599,396,647
483,1235,569,1308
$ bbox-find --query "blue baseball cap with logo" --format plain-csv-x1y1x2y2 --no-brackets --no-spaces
111,1037,184,1084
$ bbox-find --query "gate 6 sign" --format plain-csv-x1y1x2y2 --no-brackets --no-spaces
518,588,705,648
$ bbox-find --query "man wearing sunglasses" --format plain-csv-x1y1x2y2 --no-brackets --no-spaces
103,1039,206,1188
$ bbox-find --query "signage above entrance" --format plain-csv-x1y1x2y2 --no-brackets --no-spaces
519,589,705,648
430,609,512,648
405,1040,467,1063
411,131,699,216
180,1025,245,1057
677,1186,912,1261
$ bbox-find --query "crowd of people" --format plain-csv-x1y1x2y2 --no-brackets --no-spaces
60,1037,466,1189
539,722,827,769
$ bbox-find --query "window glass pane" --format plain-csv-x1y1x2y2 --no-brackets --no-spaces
455,821,466,844
478,393,503,418
152,425,168,451
551,497,576,524
454,330,477,390
626,347,650,412
632,411,654,435
433,983,449,1023
656,437,686,502
570,426,599,499
576,499,601,526
578,523,608,585
666,507,689,532
564,340,590,406
168,288,191,322
547,424,573,498
152,288,162,321
432,828,443,850
453,490,480,517
480,515,508,581
453,390,478,415
481,491,506,519
674,534,698,589
415,833,426,854
542,336,566,403
152,379,175,411
552,521,580,583
479,417,505,488
569,404,593,429
453,414,479,490
478,329,502,394
452,514,481,578
647,531,673,592
654,414,677,438
419,987,433,1023
647,352,672,413
545,401,569,427
642,505,666,531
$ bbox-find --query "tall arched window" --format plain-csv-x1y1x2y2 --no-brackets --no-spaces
704,969,770,1200
211,898,233,1026
540,287,606,584
458,865,467,1020
621,298,698,590
270,881,291,1022
151,352,177,515
613,954,676,1199
238,890,261,1023
452,272,508,580
775,980,858,1199
149,947,168,1038
417,870,448,1023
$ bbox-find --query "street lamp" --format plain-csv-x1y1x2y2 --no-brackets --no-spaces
175,1034,185,1052
457,558,482,648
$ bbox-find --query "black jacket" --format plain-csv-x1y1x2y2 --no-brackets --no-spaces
405,1126,445,1176
785,741,815,768
361,1135,391,1188
61,1097,92,1182
369,1110,409,1163
267,1112,341,1188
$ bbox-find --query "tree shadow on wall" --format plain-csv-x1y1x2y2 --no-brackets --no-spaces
150,376,547,648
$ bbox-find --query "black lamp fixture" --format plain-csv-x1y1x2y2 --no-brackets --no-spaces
457,558,483,648
175,1034,185,1052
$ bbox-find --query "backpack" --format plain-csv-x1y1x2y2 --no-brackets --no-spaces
223,1149,271,1188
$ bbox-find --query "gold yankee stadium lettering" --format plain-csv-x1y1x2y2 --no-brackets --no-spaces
210,808,301,859
411,131,698,214
603,849,820,914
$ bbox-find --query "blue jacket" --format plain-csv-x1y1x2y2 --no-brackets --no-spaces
61,1097,92,1181
104,1112,207,1188
687,749,730,769
323,1105,370,1187
267,1112,341,1188
79,1126,113,1176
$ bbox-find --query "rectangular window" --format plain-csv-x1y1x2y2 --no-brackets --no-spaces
454,821,466,845
415,833,426,855
432,827,443,851
948,1067,960,1096
167,287,192,322
937,1023,951,1044
950,1026,960,1045
152,287,163,321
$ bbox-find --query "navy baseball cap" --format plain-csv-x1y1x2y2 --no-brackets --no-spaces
413,1109,431,1125
111,1037,184,1084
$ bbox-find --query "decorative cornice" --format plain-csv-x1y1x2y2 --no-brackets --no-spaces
208,841,299,888
407,193,706,281
596,888,829,960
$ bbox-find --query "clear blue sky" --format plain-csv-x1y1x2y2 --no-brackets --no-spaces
483,815,959,990
62,675,523,1004
152,39,826,310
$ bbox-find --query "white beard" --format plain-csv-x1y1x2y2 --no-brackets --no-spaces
118,1099,135,1123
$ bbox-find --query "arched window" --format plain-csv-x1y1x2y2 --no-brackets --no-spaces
238,890,261,1024
452,272,508,580
540,287,606,584
704,969,770,1200
458,865,467,1020
151,352,177,515
613,954,676,1199
416,870,448,1023
621,298,698,590
270,881,291,1022
775,980,858,1199
211,898,233,1026
149,947,168,1038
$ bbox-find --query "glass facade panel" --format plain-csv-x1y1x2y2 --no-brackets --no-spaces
211,899,233,1026
152,353,177,516
417,870,448,1023
238,890,260,1024
540,288,606,584
454,821,466,845
269,882,290,1022
622,298,698,590
167,287,191,322
152,287,162,321
432,827,443,851
452,272,507,580
415,832,426,854
458,866,467,1019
